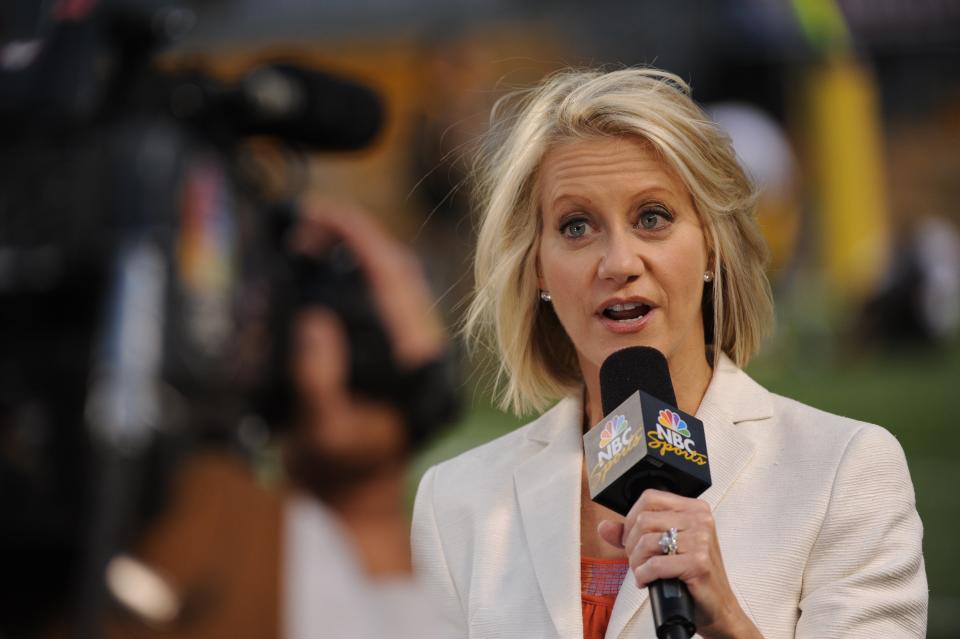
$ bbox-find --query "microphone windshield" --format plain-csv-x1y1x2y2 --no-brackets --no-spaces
599,346,677,413
237,63,384,151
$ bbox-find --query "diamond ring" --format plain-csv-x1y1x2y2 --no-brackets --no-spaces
658,527,679,555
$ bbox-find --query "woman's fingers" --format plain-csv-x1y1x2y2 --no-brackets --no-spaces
294,199,446,368
621,509,691,552
627,530,673,570
633,553,691,588
294,197,392,259
624,489,704,523
620,489,711,551
597,520,625,549
618,492,716,587
632,537,718,589
298,198,419,287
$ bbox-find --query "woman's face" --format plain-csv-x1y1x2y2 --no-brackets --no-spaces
536,135,710,384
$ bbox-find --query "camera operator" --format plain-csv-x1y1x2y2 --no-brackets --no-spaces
280,200,448,638
95,201,449,639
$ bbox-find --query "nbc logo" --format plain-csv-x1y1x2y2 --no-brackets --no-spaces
658,410,690,437
597,414,633,463
654,409,698,453
599,415,629,447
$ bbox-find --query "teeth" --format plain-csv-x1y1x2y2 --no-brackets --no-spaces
607,302,643,311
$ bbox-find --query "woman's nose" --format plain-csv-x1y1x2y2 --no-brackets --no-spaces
597,232,643,285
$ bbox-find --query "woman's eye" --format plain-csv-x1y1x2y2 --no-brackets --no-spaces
561,219,589,238
637,207,671,231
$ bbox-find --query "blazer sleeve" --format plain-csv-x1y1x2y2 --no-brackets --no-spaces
795,423,928,638
411,464,469,636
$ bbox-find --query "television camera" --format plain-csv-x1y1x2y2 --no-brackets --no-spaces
0,2,458,635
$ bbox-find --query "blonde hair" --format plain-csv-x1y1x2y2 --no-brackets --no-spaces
464,67,773,416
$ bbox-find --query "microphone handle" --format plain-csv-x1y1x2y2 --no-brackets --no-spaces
649,577,696,639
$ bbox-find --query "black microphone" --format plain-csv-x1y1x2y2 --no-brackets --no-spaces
229,63,384,151
583,346,712,639
166,63,384,152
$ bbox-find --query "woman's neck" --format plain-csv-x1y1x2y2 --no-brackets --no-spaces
581,354,713,429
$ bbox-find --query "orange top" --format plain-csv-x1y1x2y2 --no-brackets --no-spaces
581,556,629,639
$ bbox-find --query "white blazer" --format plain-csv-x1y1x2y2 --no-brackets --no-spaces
411,355,927,638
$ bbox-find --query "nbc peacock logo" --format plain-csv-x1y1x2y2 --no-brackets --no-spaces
649,408,708,466
657,409,690,437
599,415,629,448
594,413,635,468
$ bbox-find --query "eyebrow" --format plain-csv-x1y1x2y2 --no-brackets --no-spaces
548,193,594,209
547,185,680,210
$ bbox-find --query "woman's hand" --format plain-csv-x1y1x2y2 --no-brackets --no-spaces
292,196,447,370
598,489,762,639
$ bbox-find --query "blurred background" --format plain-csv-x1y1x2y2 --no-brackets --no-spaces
3,0,959,636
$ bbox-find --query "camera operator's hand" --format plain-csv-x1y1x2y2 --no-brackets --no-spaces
291,197,447,369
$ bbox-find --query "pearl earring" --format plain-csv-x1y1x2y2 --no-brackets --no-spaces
703,271,714,283
539,290,552,302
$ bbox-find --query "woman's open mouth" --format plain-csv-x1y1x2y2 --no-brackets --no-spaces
601,302,652,321
597,301,656,333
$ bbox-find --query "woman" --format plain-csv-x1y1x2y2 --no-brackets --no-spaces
411,68,926,638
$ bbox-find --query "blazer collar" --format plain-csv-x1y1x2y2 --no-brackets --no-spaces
515,396,584,637
605,354,770,638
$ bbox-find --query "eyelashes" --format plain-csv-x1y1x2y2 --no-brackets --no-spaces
559,216,590,238
557,204,674,239
636,205,673,231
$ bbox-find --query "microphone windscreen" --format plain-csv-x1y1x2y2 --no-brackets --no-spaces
239,64,384,151
599,346,677,414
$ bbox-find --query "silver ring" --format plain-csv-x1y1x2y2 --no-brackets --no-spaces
658,527,679,555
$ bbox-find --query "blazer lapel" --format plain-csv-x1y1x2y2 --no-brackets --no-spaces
515,396,585,638
605,356,769,638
